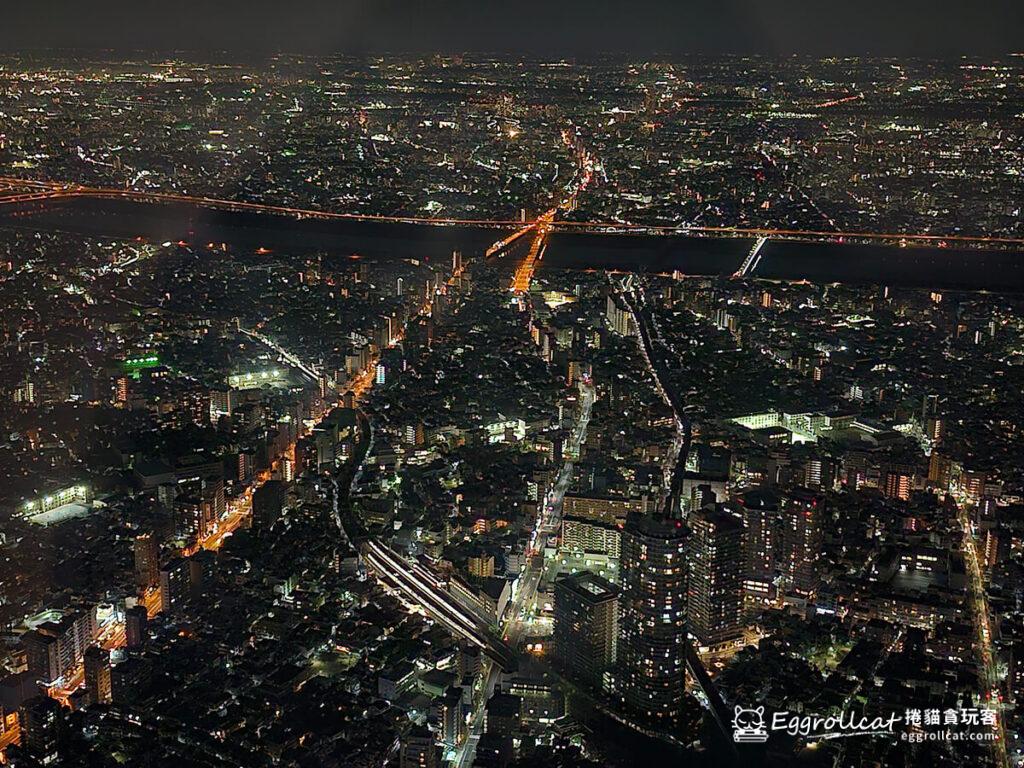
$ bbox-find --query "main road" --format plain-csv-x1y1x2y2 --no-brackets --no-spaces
957,503,1009,768
618,278,692,509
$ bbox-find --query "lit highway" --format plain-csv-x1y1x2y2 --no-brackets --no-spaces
4,174,1024,254
508,127,598,294
549,219,1024,249
733,236,769,278
486,222,537,259
0,177,517,228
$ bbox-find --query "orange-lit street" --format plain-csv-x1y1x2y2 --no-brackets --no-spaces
142,586,162,618
485,222,536,258
958,504,1009,768
0,722,21,762
46,619,126,708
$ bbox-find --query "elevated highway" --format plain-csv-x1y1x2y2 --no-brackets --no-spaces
4,175,1024,250
0,176,517,228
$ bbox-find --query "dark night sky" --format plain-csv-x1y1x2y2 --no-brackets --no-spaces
2,1,1022,57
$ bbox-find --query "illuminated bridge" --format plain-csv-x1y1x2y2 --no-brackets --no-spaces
362,539,516,671
5,175,1024,290
0,176,517,228
510,207,556,293
10,174,1024,249
485,221,536,258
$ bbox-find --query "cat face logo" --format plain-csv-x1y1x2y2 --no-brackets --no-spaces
732,705,768,743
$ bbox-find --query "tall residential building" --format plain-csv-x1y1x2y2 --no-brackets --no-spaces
780,489,824,598
562,494,647,526
560,515,622,558
22,609,97,684
159,557,200,614
22,631,60,683
175,495,214,541
617,513,689,725
467,552,495,578
606,295,634,336
687,506,745,648
439,686,466,749
202,478,226,524
209,387,233,420
928,452,955,489
737,488,781,611
801,456,831,489
19,696,65,765
553,572,619,688
253,480,286,530
922,393,944,443
133,533,160,592
456,644,482,681
125,605,148,648
689,483,716,512
84,646,112,705
883,468,913,502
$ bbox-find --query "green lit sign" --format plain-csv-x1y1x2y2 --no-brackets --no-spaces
123,354,160,371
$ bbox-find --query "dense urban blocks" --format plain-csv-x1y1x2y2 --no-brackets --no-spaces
1,50,1020,768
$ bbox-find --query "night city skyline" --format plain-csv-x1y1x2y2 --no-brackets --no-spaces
1,6,1023,768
